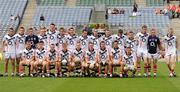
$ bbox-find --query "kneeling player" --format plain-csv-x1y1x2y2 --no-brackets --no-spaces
34,41,47,77
97,41,110,77
109,41,123,77
19,41,34,77
46,44,60,77
122,47,136,78
85,42,99,76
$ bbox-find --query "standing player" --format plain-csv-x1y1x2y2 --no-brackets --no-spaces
147,28,162,77
125,31,137,52
47,23,58,50
25,28,39,49
101,30,114,50
122,47,137,77
19,41,35,77
34,41,47,77
57,27,67,51
38,27,48,50
79,29,90,51
109,40,123,77
97,41,110,77
15,27,26,76
46,44,60,77
89,29,101,51
163,28,178,77
85,42,99,76
113,29,127,50
66,27,79,51
135,25,149,77
2,28,16,76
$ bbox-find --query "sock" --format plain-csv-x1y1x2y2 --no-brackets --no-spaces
153,64,157,74
148,65,151,73
137,66,141,74
144,66,147,74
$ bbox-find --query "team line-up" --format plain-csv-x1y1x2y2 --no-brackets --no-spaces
1,24,178,78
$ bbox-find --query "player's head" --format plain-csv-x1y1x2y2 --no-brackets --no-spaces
76,41,81,50
141,25,147,33
25,41,32,49
128,31,134,39
125,47,132,55
8,27,15,36
100,41,106,50
62,41,68,51
38,41,44,49
49,23,56,32
93,29,98,37
168,28,174,36
118,29,123,36
151,28,157,36
50,44,55,51
59,27,66,35
88,41,94,51
19,27,25,35
39,27,46,36
82,29,88,37
105,29,111,37
113,40,119,49
28,28,34,36
68,27,75,36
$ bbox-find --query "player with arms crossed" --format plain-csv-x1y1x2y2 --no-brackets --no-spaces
2,28,16,76
147,29,163,77
135,25,149,77
19,41,35,77
109,40,123,77
46,44,60,77
163,28,178,77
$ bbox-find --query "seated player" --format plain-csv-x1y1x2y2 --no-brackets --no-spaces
97,41,110,77
59,42,72,77
122,47,137,78
19,41,35,77
71,41,85,76
85,42,99,76
34,41,47,77
46,44,60,77
109,40,123,77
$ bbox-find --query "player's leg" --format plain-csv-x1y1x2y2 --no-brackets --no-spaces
10,54,16,76
29,61,34,77
147,54,152,77
98,63,102,76
42,61,46,77
46,61,50,76
4,53,9,76
153,58,157,77
136,51,142,76
170,54,176,77
56,61,61,77
104,63,108,77
165,55,171,76
120,61,124,77
143,53,148,77
19,60,25,76
108,61,113,77
16,56,21,76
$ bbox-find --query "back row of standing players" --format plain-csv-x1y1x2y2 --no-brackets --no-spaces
2,23,178,77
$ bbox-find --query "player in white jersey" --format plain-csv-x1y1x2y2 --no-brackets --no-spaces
113,29,127,50
19,41,35,77
125,31,137,52
71,41,85,75
47,23,58,50
85,42,98,75
109,40,123,77
38,28,48,50
2,28,16,76
46,44,60,77
163,28,178,77
135,25,149,77
79,29,90,51
89,29,101,50
66,27,79,51
97,41,110,77
122,47,137,78
101,30,114,50
57,27,67,51
59,42,72,76
15,27,26,75
34,41,47,77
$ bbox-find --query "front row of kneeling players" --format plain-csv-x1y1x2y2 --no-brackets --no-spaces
19,40,137,78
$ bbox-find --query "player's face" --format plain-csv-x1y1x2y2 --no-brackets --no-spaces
93,30,98,36
126,48,131,55
151,30,156,36
113,42,118,48
100,42,106,49
69,28,75,36
40,29,45,36
62,43,67,50
50,45,55,50
128,32,134,39
39,43,44,49
88,43,94,50
82,31,88,37
168,29,174,36
60,29,65,35
76,43,81,50
28,29,34,36
19,28,25,35
8,30,14,36
50,25,56,31
105,30,111,37
26,43,31,49
142,27,147,34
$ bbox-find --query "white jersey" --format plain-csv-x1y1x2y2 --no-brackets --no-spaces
125,38,137,52
66,35,79,50
79,36,90,50
89,35,100,50
60,50,71,61
57,34,67,51
38,35,48,49
101,35,114,49
47,31,58,46
135,32,149,50
46,50,59,61
15,34,26,52
111,48,122,61
113,34,127,50
85,49,97,63
21,48,35,60
72,48,84,60
163,35,176,54
122,52,136,66
98,48,109,62
3,35,16,53
35,49,46,59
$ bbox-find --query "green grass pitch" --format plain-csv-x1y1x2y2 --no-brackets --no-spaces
0,61,180,92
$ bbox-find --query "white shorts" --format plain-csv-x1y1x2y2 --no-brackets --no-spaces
147,53,159,60
165,52,176,58
137,49,148,58
4,52,16,59
124,65,135,71
113,60,120,65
